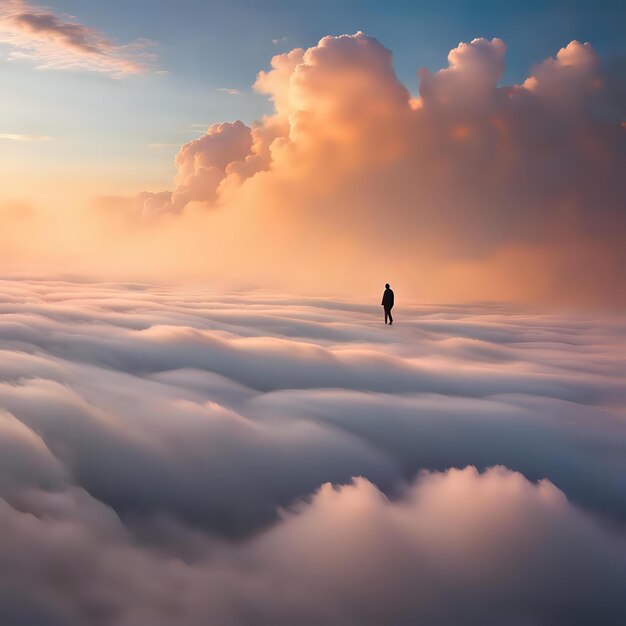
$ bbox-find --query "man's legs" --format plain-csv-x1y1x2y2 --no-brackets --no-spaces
384,307,393,325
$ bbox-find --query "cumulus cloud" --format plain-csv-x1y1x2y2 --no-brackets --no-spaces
140,121,254,214
0,0,155,76
0,278,624,624
134,33,625,305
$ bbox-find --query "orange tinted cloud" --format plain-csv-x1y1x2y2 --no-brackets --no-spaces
132,34,624,305
2,32,624,306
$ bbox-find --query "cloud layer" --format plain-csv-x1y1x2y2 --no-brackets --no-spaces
132,33,625,305
0,0,154,76
0,278,624,624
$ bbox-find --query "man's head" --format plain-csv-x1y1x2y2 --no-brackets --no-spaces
385,283,390,289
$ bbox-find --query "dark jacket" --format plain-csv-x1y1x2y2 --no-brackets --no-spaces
381,288,394,308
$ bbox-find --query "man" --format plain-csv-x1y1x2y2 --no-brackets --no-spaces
381,283,394,325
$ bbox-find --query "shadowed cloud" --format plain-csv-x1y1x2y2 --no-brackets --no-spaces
0,279,624,624
0,0,154,75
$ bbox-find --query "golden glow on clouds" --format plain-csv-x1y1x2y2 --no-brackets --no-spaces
1,33,624,306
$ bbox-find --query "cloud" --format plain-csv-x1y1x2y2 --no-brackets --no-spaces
133,33,625,306
139,120,253,213
0,0,155,76
0,278,624,623
217,87,242,95
146,143,180,149
0,132,54,141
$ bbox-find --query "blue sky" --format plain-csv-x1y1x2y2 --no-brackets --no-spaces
1,0,624,194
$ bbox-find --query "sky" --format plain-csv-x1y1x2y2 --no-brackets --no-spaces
2,0,625,193
0,4,625,623
0,0,625,304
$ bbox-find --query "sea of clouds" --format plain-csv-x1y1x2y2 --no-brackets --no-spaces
0,278,625,625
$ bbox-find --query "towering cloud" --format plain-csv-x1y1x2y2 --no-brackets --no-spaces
136,33,624,305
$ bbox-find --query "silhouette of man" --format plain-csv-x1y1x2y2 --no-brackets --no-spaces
381,283,394,325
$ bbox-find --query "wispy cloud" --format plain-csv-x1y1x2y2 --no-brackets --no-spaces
146,142,180,148
0,0,156,77
0,132,53,141
217,86,241,95
272,36,287,45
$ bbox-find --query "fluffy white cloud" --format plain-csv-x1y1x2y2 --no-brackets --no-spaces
0,278,624,624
